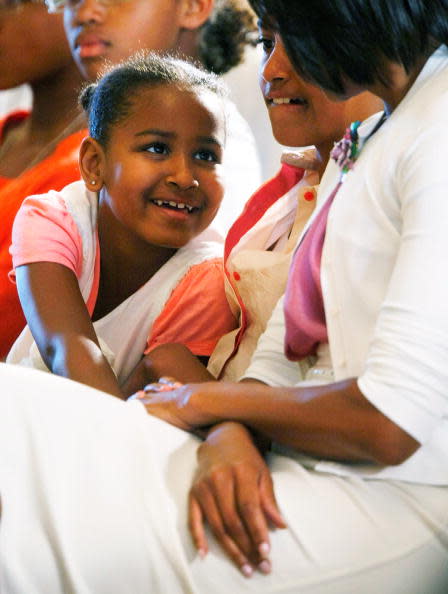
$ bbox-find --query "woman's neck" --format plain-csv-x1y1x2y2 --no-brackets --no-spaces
0,62,85,178
314,140,334,179
371,48,436,114
28,62,85,142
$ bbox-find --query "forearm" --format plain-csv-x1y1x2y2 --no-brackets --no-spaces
123,343,214,397
193,379,419,465
48,334,122,398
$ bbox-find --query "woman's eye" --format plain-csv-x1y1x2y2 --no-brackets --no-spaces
144,142,169,155
256,36,274,52
195,149,219,163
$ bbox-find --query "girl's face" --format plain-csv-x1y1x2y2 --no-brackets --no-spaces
258,27,366,148
0,2,72,89
82,85,225,250
64,0,198,81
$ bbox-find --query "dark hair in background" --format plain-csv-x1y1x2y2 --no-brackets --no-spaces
249,0,448,95
80,52,226,147
199,0,257,74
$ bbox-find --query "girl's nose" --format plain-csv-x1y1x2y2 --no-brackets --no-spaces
165,156,199,192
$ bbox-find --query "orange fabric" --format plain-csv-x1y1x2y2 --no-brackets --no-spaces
0,111,87,358
145,258,237,357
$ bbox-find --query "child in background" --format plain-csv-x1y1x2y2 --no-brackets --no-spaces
0,0,85,358
48,0,265,237
7,54,235,398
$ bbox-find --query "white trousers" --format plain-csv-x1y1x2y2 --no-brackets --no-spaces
0,363,447,594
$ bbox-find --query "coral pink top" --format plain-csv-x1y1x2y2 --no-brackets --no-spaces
0,111,87,358
9,183,235,379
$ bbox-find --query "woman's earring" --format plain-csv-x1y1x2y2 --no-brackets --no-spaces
91,180,97,185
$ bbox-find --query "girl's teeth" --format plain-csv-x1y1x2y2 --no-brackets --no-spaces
152,199,195,212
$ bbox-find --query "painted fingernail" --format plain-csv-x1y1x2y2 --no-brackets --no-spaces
258,560,271,575
258,542,270,557
241,564,253,577
133,390,146,400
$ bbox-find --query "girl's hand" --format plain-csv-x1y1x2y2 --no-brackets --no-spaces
189,422,286,577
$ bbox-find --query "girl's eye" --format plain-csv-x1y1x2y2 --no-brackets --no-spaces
194,149,219,164
144,142,169,155
256,35,275,53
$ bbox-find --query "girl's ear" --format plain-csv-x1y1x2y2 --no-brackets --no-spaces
79,137,105,192
179,0,213,30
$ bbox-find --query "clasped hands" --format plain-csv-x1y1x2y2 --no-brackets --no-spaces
129,378,287,577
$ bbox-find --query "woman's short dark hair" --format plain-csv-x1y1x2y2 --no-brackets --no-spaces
199,0,257,74
79,52,225,147
249,0,448,95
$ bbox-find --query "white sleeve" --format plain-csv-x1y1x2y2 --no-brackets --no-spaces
241,294,305,386
358,124,448,445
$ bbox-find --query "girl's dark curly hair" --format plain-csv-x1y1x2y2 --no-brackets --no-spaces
199,0,257,75
80,52,225,147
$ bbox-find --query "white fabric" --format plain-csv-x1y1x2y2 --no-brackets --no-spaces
0,85,32,118
245,46,448,485
1,363,447,593
206,97,262,241
222,44,285,181
6,181,223,384
209,154,319,382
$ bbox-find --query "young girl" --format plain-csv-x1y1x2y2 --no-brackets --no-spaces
6,53,235,397
0,0,85,358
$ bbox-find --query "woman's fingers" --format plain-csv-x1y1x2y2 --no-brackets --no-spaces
190,479,254,576
259,469,287,529
233,465,273,570
188,494,208,558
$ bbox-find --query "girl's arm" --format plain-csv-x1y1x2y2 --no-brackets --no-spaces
16,262,122,398
140,378,419,465
121,342,215,397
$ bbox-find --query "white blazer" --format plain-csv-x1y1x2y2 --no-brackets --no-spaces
245,46,448,485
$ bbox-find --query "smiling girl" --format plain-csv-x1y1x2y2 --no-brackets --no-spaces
6,53,235,397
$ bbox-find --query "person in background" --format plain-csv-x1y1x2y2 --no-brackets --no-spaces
0,0,85,358
47,0,266,236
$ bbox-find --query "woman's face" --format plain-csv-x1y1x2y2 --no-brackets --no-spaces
64,0,192,81
258,27,382,149
0,2,73,89
257,28,354,149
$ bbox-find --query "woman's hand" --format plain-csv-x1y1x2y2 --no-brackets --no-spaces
131,380,226,431
189,422,286,577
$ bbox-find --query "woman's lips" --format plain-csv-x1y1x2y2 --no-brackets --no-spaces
75,34,109,59
77,40,109,59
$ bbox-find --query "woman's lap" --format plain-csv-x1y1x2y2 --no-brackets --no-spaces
0,364,447,593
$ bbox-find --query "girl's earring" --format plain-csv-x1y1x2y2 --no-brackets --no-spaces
91,180,97,185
